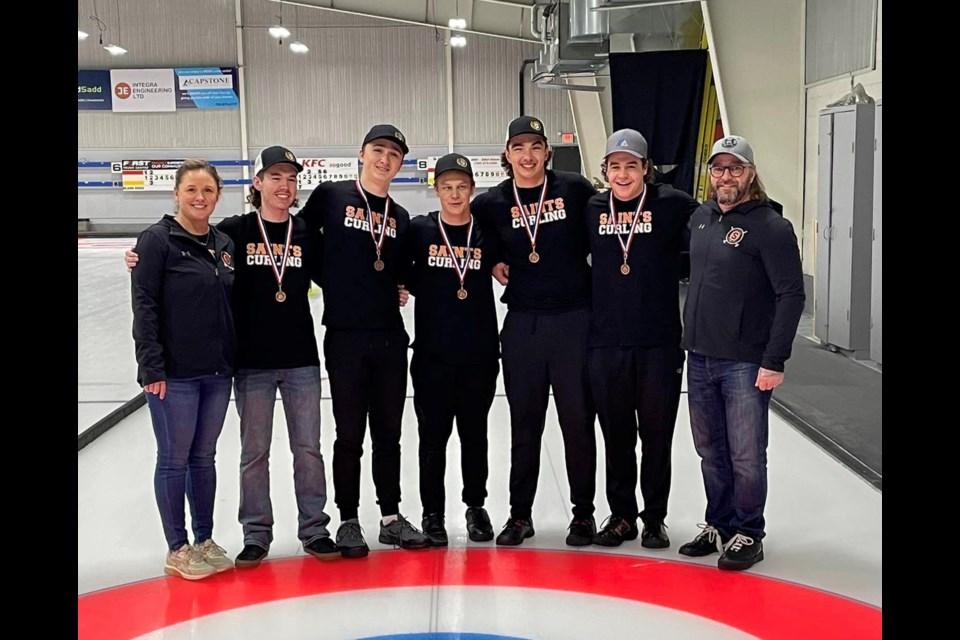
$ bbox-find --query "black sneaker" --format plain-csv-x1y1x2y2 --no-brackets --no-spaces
422,513,448,547
379,515,431,550
235,544,268,569
641,520,670,549
593,515,639,547
465,507,494,542
678,524,725,557
336,520,370,559
718,533,764,571
304,536,339,560
495,517,535,546
565,515,596,547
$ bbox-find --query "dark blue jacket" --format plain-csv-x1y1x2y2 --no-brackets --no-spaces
131,215,236,385
682,199,804,372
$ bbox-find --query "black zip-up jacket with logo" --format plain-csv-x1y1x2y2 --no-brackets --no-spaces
132,215,236,385
681,199,805,372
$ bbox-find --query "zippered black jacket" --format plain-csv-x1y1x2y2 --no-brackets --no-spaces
682,200,804,372
132,215,236,385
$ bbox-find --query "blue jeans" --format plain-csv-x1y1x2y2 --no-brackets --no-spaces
235,366,331,548
146,374,232,550
686,352,771,540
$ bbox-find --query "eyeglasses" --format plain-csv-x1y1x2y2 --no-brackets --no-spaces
709,164,748,178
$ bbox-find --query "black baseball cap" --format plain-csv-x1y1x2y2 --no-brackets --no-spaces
506,115,548,145
254,146,303,175
434,153,474,181
362,124,409,155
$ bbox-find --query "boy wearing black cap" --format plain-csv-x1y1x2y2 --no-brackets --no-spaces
586,130,699,549
298,124,429,557
222,146,338,567
471,116,599,547
126,146,337,567
403,154,500,545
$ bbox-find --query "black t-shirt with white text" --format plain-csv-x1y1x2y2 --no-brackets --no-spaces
585,183,698,348
217,212,321,369
297,180,410,332
405,211,499,365
471,170,596,313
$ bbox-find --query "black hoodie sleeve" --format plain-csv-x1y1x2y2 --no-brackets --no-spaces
758,216,806,371
131,227,168,385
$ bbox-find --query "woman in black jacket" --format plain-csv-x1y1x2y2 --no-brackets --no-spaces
131,159,236,580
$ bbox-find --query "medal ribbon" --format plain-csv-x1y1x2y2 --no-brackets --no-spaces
255,212,294,291
608,186,648,263
436,214,475,291
355,179,392,259
511,178,549,254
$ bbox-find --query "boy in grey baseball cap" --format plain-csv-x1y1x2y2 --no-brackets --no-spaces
604,129,649,161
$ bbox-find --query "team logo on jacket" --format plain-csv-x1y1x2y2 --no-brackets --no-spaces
221,251,233,268
723,227,747,247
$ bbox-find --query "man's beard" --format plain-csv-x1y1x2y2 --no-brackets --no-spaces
717,185,742,205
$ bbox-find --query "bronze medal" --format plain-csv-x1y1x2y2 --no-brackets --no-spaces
256,213,294,305
609,189,649,277
457,287,468,300
374,259,385,271
512,180,548,270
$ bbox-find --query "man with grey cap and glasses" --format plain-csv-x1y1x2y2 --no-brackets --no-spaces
679,135,804,571
585,129,699,549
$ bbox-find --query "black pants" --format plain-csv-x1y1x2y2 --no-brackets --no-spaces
411,351,499,516
500,308,596,519
588,344,684,524
324,329,409,520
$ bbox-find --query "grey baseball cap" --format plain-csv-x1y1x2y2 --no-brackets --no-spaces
604,129,648,160
708,135,755,165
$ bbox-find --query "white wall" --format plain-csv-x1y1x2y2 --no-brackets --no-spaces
802,0,882,273
704,0,805,238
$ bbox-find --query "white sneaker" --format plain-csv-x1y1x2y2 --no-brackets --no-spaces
164,544,216,580
196,539,234,572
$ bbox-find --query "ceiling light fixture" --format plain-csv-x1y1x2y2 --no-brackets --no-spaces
78,29,89,40
269,25,290,39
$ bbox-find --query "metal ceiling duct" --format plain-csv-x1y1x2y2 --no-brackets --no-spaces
569,0,609,43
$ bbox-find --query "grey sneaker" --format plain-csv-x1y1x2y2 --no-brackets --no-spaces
196,539,233,572
336,520,369,559
164,544,216,580
379,515,431,550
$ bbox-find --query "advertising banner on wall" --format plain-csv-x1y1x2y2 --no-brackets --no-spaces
110,69,176,112
298,158,360,189
77,70,112,110
119,160,183,191
175,67,240,109
79,68,240,112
